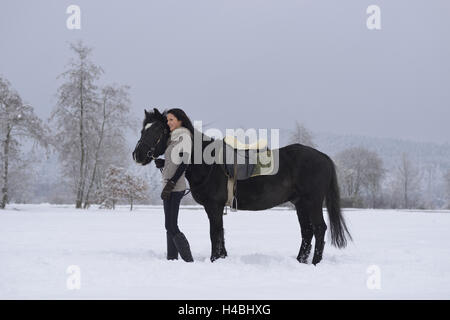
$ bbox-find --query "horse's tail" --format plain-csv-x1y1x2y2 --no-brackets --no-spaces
325,158,352,248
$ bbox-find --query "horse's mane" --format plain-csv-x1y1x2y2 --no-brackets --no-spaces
143,108,168,127
144,108,215,140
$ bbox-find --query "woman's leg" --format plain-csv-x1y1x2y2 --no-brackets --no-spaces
169,191,194,262
164,193,178,235
167,191,184,234
163,194,179,260
166,231,178,260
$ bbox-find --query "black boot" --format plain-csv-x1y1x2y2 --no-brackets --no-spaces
167,231,178,260
172,232,194,262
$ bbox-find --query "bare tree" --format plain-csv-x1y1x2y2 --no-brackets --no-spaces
0,76,49,209
96,166,148,210
96,166,124,210
421,163,443,209
7,149,39,204
363,153,385,208
122,172,149,211
51,41,103,208
51,41,135,209
335,147,385,208
128,164,161,205
395,153,422,209
83,84,133,208
444,169,450,209
289,121,316,148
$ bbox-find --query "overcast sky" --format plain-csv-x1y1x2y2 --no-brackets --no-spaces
1,0,449,144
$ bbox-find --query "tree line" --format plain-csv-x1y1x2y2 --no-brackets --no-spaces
289,121,450,209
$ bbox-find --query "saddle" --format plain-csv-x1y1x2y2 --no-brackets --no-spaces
223,135,268,151
222,137,267,180
220,135,274,212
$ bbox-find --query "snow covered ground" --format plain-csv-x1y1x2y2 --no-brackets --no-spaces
1,204,449,299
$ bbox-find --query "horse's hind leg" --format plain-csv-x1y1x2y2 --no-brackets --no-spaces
295,202,313,263
296,199,327,265
309,203,327,266
311,222,327,265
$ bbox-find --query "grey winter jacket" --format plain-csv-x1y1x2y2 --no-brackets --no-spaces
161,127,193,192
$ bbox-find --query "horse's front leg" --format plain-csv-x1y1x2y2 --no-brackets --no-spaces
205,204,227,262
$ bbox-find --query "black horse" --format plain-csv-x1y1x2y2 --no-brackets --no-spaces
132,108,352,265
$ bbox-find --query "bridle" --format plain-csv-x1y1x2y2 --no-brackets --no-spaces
136,122,168,161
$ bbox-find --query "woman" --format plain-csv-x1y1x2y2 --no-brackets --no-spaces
154,108,195,262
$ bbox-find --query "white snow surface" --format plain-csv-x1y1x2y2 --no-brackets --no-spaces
1,204,449,299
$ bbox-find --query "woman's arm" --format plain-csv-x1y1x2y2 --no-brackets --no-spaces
160,153,189,200
169,150,190,183
169,162,188,183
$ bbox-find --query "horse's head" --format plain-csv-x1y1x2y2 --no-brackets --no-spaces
132,108,170,166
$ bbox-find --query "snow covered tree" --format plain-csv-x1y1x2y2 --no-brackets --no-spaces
51,41,103,208
335,147,385,208
96,166,149,210
289,121,316,148
51,41,133,209
121,172,148,211
128,164,163,205
362,152,385,208
444,170,450,209
96,166,124,210
0,76,49,209
421,163,446,209
83,84,133,208
393,153,422,209
6,149,39,204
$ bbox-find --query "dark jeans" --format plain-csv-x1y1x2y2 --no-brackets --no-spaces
163,190,185,235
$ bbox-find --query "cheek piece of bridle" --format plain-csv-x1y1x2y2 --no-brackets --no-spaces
137,126,168,161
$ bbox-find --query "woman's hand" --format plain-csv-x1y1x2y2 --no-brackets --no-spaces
154,158,165,169
161,180,176,200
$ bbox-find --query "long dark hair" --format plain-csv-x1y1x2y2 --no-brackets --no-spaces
166,108,195,136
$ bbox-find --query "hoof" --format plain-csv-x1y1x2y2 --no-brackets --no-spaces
210,253,227,262
311,240,325,266
312,256,322,266
297,256,308,264
297,242,311,264
219,248,227,259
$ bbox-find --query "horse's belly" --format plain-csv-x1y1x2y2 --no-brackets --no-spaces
232,176,293,210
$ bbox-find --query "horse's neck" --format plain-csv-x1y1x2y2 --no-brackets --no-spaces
185,135,216,185
186,162,212,183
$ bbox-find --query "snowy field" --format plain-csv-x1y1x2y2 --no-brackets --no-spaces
1,204,449,299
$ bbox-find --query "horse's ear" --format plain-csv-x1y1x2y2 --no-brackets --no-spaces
153,108,160,116
144,109,150,117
